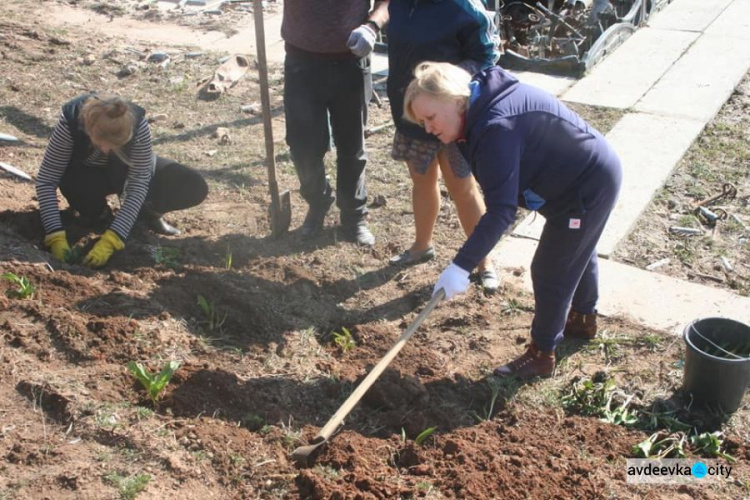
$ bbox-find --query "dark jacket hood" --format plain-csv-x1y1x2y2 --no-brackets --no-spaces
464,66,520,138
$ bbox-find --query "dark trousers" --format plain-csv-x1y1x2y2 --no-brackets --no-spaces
283,50,372,221
59,156,208,218
530,153,623,352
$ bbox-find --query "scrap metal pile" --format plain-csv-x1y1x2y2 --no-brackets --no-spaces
490,0,671,76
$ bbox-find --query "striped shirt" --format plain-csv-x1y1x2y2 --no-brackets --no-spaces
36,114,153,239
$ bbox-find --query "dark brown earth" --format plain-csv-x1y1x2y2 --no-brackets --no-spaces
1,2,748,499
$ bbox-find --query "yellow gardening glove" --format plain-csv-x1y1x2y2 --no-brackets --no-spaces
83,230,124,268
44,230,71,262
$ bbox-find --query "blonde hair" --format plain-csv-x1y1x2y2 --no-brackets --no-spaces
403,62,472,125
81,95,134,148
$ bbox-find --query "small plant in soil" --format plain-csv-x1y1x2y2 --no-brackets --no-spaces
104,471,151,500
225,247,233,270
127,360,181,406
197,294,227,332
64,245,84,264
332,327,355,353
414,426,437,446
152,246,180,269
633,431,687,459
241,413,266,432
2,272,35,299
472,377,506,422
561,372,639,426
689,431,735,462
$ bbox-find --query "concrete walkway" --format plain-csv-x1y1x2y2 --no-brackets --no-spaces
499,0,750,332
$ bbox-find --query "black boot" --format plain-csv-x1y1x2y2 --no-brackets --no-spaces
300,196,335,239
340,214,375,247
140,204,181,236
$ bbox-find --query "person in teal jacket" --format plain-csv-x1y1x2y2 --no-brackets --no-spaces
386,0,502,293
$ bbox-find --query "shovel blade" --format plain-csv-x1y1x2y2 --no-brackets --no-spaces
291,436,327,467
269,189,291,237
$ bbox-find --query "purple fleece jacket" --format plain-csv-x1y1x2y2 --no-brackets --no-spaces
453,66,618,272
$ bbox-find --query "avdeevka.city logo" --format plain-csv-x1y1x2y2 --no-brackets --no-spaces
691,461,708,479
626,459,732,484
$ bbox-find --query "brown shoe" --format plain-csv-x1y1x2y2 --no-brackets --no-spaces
493,342,555,379
564,310,597,339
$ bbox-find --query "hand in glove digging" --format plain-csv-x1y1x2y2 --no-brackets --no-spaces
83,230,124,268
433,261,470,300
44,230,72,262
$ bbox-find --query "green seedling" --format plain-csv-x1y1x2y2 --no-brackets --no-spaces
127,360,181,405
414,426,437,446
472,377,506,422
633,431,687,459
197,294,227,331
225,248,233,270
241,413,266,432
64,246,84,264
152,246,180,269
2,272,35,299
561,373,639,426
332,327,355,353
689,431,735,462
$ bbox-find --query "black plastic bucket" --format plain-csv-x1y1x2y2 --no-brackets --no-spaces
682,317,750,413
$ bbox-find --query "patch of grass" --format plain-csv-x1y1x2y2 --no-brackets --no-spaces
133,406,154,421
104,472,151,500
95,404,123,429
501,298,523,316
229,453,245,466
315,465,341,480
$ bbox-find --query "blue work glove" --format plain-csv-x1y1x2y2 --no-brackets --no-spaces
433,261,470,300
346,24,377,58
83,230,124,268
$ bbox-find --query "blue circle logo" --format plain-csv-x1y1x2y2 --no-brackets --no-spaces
692,462,707,479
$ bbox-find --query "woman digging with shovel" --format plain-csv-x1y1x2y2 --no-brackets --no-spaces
36,94,208,268
404,62,622,379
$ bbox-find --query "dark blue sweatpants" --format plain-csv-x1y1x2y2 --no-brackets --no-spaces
530,153,623,352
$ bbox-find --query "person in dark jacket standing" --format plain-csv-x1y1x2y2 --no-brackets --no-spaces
386,0,501,293
281,0,390,246
36,94,208,268
404,62,622,379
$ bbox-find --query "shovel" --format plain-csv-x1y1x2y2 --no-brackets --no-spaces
292,288,446,466
253,0,291,237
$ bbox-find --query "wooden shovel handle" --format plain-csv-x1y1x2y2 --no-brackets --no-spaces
252,0,278,191
313,289,445,442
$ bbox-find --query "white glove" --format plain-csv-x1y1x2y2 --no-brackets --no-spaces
346,24,377,58
433,261,470,300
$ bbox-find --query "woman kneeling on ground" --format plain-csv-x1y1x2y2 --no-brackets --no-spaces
404,62,623,379
36,94,208,268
